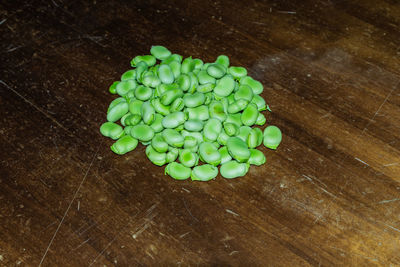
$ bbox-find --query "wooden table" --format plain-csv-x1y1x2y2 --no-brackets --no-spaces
1,0,399,266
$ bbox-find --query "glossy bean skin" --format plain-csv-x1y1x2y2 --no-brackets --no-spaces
206,63,226,79
196,83,215,93
217,131,230,146
191,164,218,181
234,85,253,102
184,119,204,132
213,75,235,98
208,101,227,122
141,101,155,125
186,105,209,121
226,136,251,163
100,122,125,140
215,55,229,68
255,113,266,126
161,53,183,65
162,129,184,148
135,61,148,83
156,83,179,96
248,149,266,166
128,99,143,115
121,69,136,81
107,101,129,122
166,147,179,162
241,103,259,126
179,148,198,168
142,72,161,88
151,98,170,116
176,74,191,92
116,80,137,96
181,130,204,144
223,122,239,136
161,88,184,105
134,85,153,101
158,64,175,84
219,146,232,164
237,126,252,142
240,76,263,94
228,66,247,79
263,125,282,149
109,81,119,94
188,72,199,94
165,162,191,180
162,112,186,128
199,142,221,166
181,57,195,74
227,99,249,114
149,113,164,133
220,160,249,179
203,118,222,142
111,135,138,155
192,58,204,69
251,94,266,111
170,97,184,112
225,113,243,127
131,55,156,67
197,70,216,85
151,133,169,153
123,114,141,126
150,45,171,60
183,92,205,108
183,136,198,152
247,127,263,148
146,145,167,166
169,61,181,79
130,124,155,142
108,97,126,113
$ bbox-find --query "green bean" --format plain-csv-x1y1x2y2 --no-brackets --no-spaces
186,105,209,121
199,142,221,166
151,133,169,153
161,53,183,65
150,113,164,133
110,135,138,155
225,113,243,127
176,74,191,92
206,63,226,78
213,75,235,98
187,72,198,94
135,61,148,83
139,101,154,125
183,92,205,108
109,81,119,94
100,122,125,140
165,162,191,180
191,164,218,181
220,161,249,179
181,57,195,74
241,103,259,126
201,63,210,71
221,97,229,113
121,69,136,81
234,85,253,102
116,80,136,96
162,111,186,128
227,94,235,105
156,83,179,96
162,129,184,147
144,145,166,166
181,130,204,144
108,97,126,113
107,101,129,122
130,124,155,142
208,101,226,122
255,113,266,126
218,146,232,164
197,70,216,85
124,126,133,135
248,149,266,166
227,99,249,114
166,147,179,162
250,94,266,111
183,136,198,153
179,149,198,168
228,66,247,79
123,114,141,126
161,88,184,105
169,61,181,79
203,118,222,142
215,55,230,68
263,125,282,149
131,55,156,67
196,83,215,93
227,136,250,162
134,85,153,101
142,72,161,88
184,119,204,132
223,122,239,136
204,92,214,105
158,64,175,84
170,97,184,112
247,127,263,148
150,45,171,60
240,76,263,94
192,58,204,70
151,98,170,116
237,126,252,142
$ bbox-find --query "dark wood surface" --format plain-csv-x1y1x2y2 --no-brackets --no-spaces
1,0,400,266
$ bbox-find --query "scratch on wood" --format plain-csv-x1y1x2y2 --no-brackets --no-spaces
378,199,400,204
183,198,199,222
182,187,190,193
0,19,6,25
38,148,98,266
354,157,369,166
226,209,239,217
179,232,190,238
77,200,80,211
381,222,400,233
383,163,398,167
71,238,90,251
229,251,239,256
302,175,336,199
277,10,297,14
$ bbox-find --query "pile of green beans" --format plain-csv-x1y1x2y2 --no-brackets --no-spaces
100,46,282,181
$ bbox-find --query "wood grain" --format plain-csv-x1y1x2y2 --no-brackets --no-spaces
1,0,399,266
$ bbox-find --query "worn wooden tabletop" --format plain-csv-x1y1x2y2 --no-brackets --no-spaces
1,0,400,266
